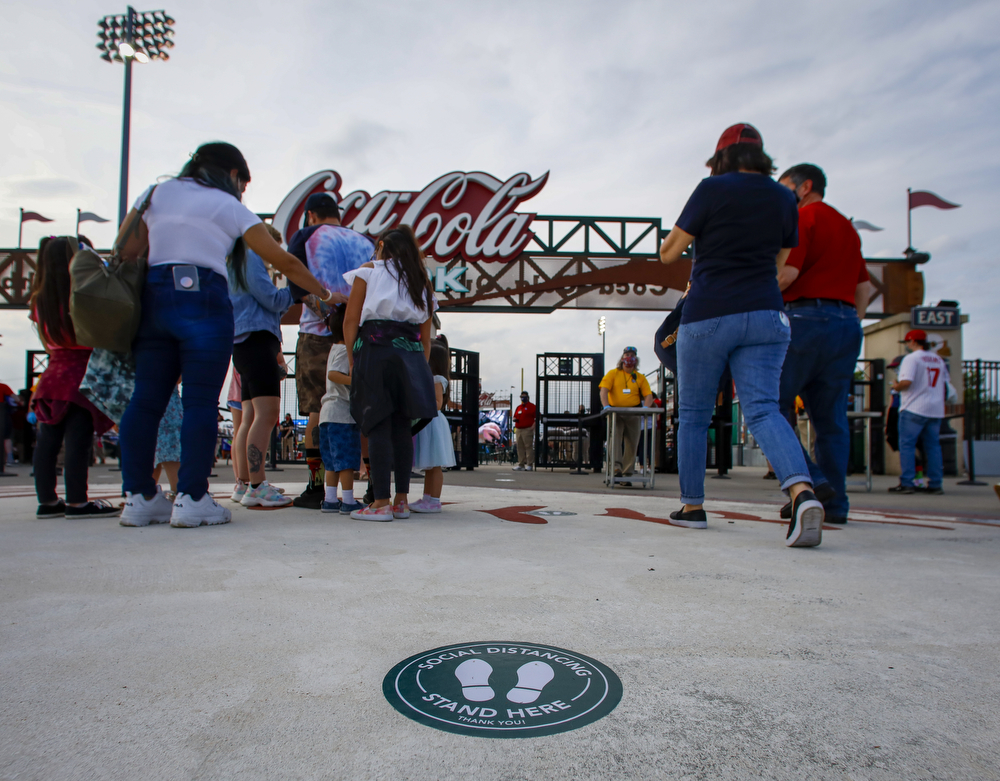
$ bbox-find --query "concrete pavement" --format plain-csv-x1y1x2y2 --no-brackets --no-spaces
1,465,999,780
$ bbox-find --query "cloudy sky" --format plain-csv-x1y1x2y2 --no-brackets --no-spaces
2,0,997,397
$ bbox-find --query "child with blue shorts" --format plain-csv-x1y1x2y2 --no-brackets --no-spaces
318,305,363,514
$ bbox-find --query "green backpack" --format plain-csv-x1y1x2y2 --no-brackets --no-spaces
69,186,155,354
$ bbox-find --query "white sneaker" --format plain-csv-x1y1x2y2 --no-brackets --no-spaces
120,486,173,527
240,481,292,508
525,465,534,471
231,480,249,503
170,493,232,527
512,465,526,471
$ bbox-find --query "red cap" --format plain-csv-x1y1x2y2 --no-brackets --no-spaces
716,123,763,152
903,329,927,342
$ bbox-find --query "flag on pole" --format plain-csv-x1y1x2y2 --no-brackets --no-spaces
908,190,960,210
851,219,884,232
21,211,54,223
18,208,55,248
78,211,110,223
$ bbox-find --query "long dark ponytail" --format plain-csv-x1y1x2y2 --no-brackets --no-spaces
376,225,434,314
178,142,252,289
29,236,77,348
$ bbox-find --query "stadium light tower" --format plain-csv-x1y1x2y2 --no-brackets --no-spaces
96,7,175,225
597,315,606,364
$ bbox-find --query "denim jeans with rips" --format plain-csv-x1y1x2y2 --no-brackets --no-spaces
778,301,863,519
119,266,234,501
677,309,811,506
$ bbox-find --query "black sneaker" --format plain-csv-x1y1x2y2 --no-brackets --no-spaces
362,484,374,506
36,500,66,518
292,482,324,510
887,484,915,494
922,487,944,495
786,490,824,547
780,481,837,519
669,507,707,529
65,499,122,518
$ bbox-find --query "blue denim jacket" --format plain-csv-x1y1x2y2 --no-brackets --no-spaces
228,250,294,342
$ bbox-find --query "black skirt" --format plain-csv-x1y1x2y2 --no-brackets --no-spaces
349,319,437,437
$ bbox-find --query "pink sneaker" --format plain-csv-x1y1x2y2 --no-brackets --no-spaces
410,497,442,514
350,504,393,522
392,500,410,519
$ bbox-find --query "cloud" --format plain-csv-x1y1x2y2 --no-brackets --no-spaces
6,178,85,198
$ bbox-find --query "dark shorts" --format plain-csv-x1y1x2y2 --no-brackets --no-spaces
232,331,283,401
295,332,335,415
319,421,361,473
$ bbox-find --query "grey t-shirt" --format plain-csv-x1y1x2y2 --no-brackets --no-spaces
319,344,354,425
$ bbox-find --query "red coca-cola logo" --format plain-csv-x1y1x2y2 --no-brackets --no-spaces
272,170,548,263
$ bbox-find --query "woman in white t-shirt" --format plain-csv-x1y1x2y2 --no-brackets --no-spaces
342,226,438,522
115,142,332,529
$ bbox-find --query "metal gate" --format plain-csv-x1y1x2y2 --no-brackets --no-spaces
534,352,604,470
444,348,480,470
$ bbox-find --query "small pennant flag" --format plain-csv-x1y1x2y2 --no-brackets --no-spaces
909,190,960,210
21,211,54,223
851,219,884,232
78,211,110,224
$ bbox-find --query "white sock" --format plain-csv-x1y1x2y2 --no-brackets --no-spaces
424,493,437,503
342,489,354,505
325,486,338,503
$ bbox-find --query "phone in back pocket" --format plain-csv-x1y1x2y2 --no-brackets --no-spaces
172,265,200,292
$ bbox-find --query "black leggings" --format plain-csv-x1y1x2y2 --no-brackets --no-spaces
34,402,93,504
367,411,413,501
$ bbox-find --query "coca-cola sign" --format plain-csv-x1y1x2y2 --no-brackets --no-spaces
272,170,549,263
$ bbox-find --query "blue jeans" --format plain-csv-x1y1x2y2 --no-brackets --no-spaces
120,266,234,500
677,309,811,505
898,410,943,489
778,301,863,518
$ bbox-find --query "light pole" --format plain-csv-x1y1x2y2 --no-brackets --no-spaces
597,315,606,366
96,7,175,225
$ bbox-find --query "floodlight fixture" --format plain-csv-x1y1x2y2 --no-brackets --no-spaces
95,6,175,224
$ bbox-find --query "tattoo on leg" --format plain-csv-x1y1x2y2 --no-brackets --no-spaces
311,426,320,447
248,444,263,475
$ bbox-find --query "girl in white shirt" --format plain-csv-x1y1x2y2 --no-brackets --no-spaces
343,226,438,522
115,142,332,529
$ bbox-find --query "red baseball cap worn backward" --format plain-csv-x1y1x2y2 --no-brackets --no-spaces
903,329,927,342
716,123,763,152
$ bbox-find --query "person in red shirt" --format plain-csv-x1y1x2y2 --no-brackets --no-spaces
512,391,537,471
776,164,871,524
0,382,14,470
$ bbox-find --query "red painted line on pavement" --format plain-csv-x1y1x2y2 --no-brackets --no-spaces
598,508,675,526
479,505,548,524
847,518,954,530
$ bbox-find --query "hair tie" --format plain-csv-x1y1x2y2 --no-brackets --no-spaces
189,152,199,162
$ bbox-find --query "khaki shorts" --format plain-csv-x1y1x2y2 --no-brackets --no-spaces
295,332,335,415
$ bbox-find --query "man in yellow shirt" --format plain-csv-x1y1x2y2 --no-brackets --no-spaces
599,346,653,479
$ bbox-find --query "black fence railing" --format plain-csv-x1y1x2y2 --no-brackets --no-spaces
444,348,480,470
963,359,1000,441
534,352,604,470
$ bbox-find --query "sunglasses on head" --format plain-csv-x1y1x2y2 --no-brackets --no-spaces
624,346,637,354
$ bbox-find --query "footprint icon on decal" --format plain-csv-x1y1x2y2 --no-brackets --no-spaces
506,661,555,704
454,659,495,702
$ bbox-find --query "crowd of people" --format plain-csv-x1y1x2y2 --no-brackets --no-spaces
23,142,456,528
19,127,953,547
